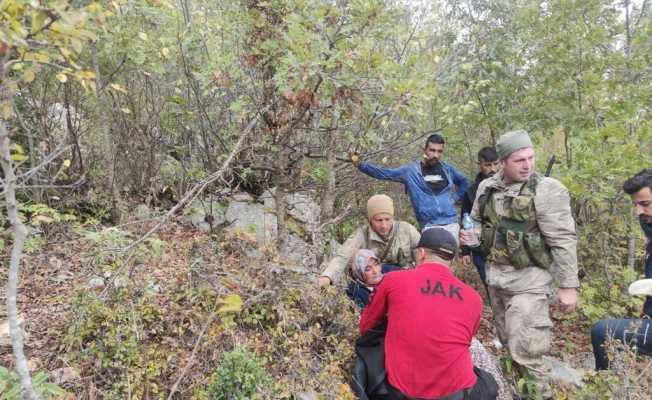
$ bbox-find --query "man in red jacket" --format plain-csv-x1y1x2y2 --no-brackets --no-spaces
360,228,492,399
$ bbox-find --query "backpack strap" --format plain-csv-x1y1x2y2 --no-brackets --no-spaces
378,222,398,262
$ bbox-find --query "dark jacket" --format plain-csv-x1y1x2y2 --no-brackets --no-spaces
642,218,652,318
351,324,389,400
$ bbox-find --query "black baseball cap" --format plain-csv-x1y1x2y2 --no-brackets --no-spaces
417,227,458,259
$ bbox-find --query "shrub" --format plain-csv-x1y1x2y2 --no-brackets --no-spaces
0,367,67,399
580,265,642,324
206,347,272,400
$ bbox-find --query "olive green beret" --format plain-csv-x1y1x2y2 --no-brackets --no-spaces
496,129,533,159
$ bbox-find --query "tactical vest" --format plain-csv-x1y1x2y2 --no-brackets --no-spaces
478,172,553,270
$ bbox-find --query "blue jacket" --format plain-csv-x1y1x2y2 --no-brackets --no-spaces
358,160,469,229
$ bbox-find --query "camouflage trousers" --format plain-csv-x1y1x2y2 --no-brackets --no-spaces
488,287,553,397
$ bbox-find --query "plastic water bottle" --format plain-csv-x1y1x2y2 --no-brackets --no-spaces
462,213,480,247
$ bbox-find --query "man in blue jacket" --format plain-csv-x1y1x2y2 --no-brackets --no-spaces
354,133,469,238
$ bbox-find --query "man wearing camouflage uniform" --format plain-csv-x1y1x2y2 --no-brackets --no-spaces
460,130,579,397
318,194,421,286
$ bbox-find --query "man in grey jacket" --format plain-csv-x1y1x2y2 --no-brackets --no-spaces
318,194,420,286
460,130,579,398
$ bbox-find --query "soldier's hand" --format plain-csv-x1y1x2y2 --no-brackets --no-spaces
350,152,361,167
556,288,578,313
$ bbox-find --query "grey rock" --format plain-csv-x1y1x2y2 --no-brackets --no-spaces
328,238,341,258
113,275,129,289
285,192,320,225
221,189,321,268
225,201,277,245
0,316,26,347
232,192,254,202
544,356,584,387
51,367,80,384
295,391,318,400
261,189,320,225
260,188,275,208
280,233,316,267
88,276,105,289
184,197,226,232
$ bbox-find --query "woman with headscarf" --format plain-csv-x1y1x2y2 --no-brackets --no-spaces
346,249,400,307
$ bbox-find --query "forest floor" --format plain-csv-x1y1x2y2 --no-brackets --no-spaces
1,213,650,399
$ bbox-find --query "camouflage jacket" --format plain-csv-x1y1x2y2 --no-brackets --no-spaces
471,172,580,291
320,221,421,284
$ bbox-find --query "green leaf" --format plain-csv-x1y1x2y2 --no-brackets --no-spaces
217,294,243,314
31,11,47,33
10,143,25,154
23,68,36,83
11,153,28,162
517,377,526,393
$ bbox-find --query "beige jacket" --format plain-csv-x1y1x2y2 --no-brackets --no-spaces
320,220,421,283
471,172,580,292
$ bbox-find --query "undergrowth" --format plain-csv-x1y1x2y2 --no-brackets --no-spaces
62,230,358,399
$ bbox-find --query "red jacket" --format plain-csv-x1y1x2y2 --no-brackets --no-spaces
359,262,482,399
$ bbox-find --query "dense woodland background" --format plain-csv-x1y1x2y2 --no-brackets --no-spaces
1,0,651,399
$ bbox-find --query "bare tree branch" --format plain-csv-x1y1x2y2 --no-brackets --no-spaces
121,108,266,253
166,313,217,400
15,142,72,183
1,121,40,400
318,204,352,231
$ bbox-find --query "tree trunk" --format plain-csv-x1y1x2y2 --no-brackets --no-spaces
461,123,475,167
92,44,122,223
563,127,572,168
319,113,339,223
315,113,340,267
0,121,40,400
274,166,288,251
274,133,290,251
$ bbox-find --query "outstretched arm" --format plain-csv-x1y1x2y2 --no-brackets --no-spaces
358,161,410,183
320,229,365,285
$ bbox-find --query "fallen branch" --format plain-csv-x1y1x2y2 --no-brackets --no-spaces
1,121,39,400
166,313,217,400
